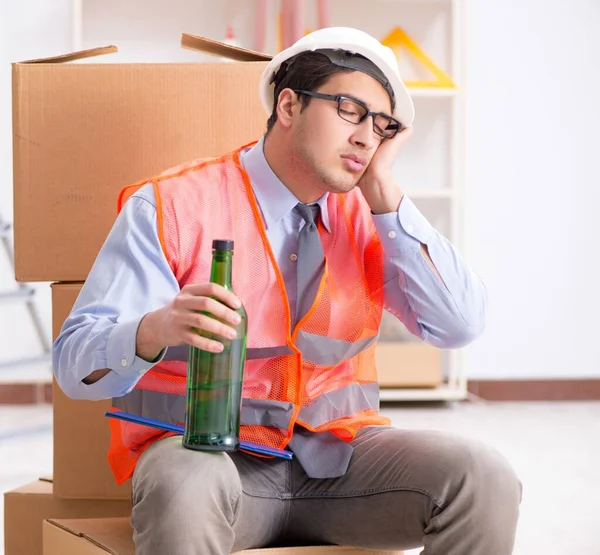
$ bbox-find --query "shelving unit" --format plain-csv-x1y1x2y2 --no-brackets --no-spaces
71,0,468,402
343,0,468,402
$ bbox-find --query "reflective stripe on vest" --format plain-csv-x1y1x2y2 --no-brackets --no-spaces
295,332,378,366
163,345,295,363
112,381,380,432
297,382,380,429
113,389,293,431
162,335,376,368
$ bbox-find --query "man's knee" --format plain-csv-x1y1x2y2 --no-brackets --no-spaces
371,429,521,508
133,437,242,517
437,433,522,510
131,439,242,554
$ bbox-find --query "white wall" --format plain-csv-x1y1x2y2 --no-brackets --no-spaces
0,1,74,381
464,0,600,378
81,0,261,61
0,0,598,381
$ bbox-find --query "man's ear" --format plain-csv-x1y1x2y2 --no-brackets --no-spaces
276,88,299,129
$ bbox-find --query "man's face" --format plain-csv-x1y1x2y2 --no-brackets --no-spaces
291,71,393,195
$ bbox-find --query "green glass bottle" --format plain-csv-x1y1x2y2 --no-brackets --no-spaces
183,239,247,452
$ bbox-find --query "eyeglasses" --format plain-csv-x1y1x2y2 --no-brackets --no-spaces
294,89,402,139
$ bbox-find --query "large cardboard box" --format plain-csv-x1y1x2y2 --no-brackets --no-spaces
3,480,131,555
13,34,270,282
375,342,442,388
52,282,130,499
43,518,404,555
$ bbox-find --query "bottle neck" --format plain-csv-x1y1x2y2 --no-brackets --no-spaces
210,251,233,289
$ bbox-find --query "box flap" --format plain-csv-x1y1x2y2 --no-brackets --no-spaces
18,45,118,64
5,479,53,496
47,518,135,555
181,32,272,62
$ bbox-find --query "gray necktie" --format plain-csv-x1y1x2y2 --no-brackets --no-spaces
291,203,354,479
288,426,355,479
294,203,325,323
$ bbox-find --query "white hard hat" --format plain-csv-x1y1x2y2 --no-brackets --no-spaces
259,27,415,128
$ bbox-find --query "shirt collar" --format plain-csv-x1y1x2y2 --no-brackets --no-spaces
240,136,331,233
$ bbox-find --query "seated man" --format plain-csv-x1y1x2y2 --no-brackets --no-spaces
53,26,521,555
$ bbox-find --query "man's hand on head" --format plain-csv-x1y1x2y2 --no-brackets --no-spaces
357,126,413,215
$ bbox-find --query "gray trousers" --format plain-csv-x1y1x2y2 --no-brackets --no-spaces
131,426,522,554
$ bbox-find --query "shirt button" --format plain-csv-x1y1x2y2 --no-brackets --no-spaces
121,358,128,367
290,253,298,262
388,231,397,239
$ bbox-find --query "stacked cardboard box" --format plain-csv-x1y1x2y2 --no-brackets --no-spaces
6,33,404,555
3,480,131,555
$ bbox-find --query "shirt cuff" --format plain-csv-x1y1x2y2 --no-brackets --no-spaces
107,317,165,378
372,195,435,254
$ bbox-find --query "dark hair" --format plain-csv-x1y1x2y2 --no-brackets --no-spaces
265,51,355,135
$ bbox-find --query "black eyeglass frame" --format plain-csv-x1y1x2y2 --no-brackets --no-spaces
294,89,403,139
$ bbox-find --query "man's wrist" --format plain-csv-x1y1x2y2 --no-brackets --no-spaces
361,174,404,215
136,311,165,362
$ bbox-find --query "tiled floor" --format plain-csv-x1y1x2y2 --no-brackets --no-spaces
1,400,599,554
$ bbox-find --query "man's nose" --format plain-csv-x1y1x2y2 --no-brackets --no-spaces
349,117,376,149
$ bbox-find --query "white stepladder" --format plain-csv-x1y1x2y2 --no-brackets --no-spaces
0,213,51,372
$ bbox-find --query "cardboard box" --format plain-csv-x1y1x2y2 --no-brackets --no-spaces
43,518,404,555
52,282,130,499
375,342,442,388
3,480,131,555
13,34,270,282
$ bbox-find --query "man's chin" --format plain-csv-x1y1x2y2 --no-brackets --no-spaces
325,180,358,195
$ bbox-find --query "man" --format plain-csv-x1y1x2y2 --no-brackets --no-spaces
53,27,520,555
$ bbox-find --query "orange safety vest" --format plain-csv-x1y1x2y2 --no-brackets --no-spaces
107,144,390,484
